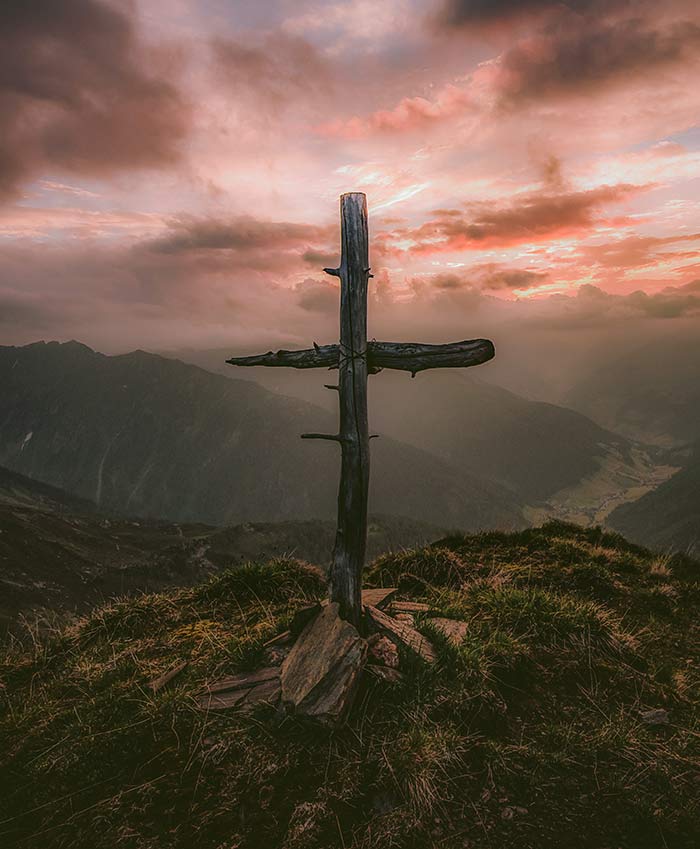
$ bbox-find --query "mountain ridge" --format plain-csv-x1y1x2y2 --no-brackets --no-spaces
0,341,523,531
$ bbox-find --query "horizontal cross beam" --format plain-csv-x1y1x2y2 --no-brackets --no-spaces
226,338,494,376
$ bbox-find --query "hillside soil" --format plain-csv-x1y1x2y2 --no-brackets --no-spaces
1,522,698,848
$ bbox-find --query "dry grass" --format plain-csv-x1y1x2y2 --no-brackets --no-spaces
1,523,698,849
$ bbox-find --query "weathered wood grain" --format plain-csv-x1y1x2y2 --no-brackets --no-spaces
361,587,398,609
225,190,496,636
370,338,494,376
226,344,337,370
197,667,281,710
205,666,279,695
328,192,371,626
280,602,367,724
227,338,494,376
390,601,430,614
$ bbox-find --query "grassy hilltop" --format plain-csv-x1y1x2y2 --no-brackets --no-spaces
1,522,698,849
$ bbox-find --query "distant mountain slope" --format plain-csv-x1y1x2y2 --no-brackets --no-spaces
563,333,700,447
0,464,98,514
0,342,523,531
366,371,644,503
0,464,445,628
608,444,700,556
173,348,661,514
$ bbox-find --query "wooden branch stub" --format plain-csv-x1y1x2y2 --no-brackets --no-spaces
300,433,341,442
148,661,188,693
324,267,341,277
227,338,494,375
226,344,337,370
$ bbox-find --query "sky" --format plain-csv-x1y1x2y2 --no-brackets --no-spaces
2,0,700,365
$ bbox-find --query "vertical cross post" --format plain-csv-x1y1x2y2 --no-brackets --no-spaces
329,193,370,627
227,192,496,635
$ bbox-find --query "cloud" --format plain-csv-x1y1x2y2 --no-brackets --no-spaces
496,20,700,105
380,181,646,254
581,233,700,270
427,265,548,291
318,84,472,138
476,0,700,107
436,0,594,28
211,33,331,110
143,216,329,255
0,0,190,200
294,278,339,313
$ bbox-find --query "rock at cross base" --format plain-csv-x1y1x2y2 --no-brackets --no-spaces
367,634,399,668
280,602,367,724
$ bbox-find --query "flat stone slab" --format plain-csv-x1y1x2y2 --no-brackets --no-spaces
281,602,367,724
290,603,322,636
428,617,469,646
365,605,437,664
197,667,281,711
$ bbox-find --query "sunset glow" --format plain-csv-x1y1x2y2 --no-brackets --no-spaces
2,0,700,351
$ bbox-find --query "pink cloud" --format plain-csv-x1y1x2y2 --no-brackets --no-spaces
317,84,472,138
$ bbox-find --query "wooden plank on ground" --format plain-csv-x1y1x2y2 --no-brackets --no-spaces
197,669,281,711
263,630,292,647
198,688,250,710
280,602,367,724
390,601,430,614
206,666,279,695
365,605,437,664
149,661,188,693
362,587,398,609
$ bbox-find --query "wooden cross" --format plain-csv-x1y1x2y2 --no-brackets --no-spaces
228,193,495,627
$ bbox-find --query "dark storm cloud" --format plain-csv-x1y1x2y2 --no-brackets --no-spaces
142,217,333,264
0,0,190,200
495,17,700,105
436,0,593,27
428,266,547,291
478,266,549,290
